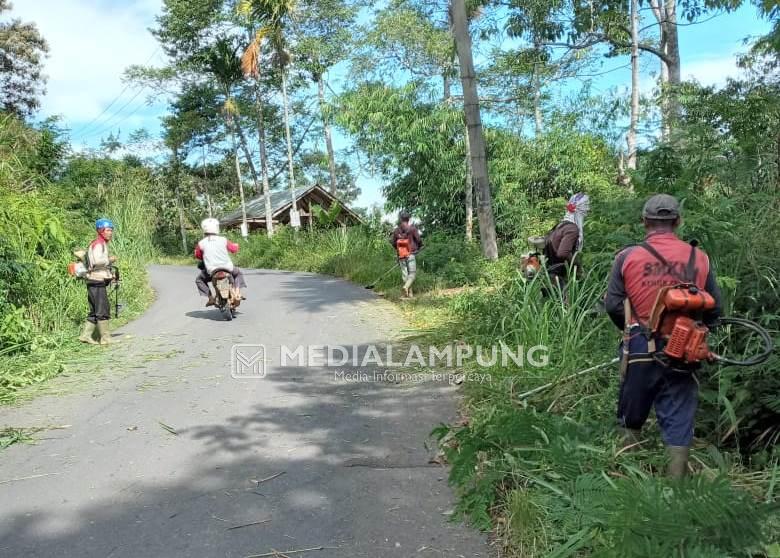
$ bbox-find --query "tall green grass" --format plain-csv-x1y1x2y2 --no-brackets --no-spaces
447,266,616,417
433,262,779,556
0,116,158,403
233,226,484,296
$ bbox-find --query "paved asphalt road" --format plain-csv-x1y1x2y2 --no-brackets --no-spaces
0,266,488,558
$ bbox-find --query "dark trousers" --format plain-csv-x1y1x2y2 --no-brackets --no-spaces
195,268,246,297
617,332,698,446
87,281,111,323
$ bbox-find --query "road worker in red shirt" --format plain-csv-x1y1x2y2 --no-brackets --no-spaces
605,194,722,478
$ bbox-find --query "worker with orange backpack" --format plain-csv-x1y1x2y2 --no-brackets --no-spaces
605,194,723,478
77,218,119,345
390,211,423,299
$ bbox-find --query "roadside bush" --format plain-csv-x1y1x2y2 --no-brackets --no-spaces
0,115,157,401
235,226,487,294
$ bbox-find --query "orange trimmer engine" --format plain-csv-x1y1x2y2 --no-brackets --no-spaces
396,237,412,259
647,283,717,364
520,253,542,280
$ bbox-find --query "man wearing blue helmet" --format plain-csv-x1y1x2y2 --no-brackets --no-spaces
78,218,117,345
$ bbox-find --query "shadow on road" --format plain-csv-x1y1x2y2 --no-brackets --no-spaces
0,339,485,558
0,265,487,557
277,274,378,314
185,309,244,322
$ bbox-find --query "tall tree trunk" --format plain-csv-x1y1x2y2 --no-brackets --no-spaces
663,0,681,132
445,17,472,242
663,0,681,86
450,0,498,260
317,73,339,195
627,0,640,172
281,70,299,225
254,82,274,237
649,0,681,140
532,46,543,136
464,126,473,242
202,145,213,217
228,116,249,238
659,51,671,140
234,119,261,195
173,146,188,254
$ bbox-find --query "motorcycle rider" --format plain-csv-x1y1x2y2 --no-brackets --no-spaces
194,218,246,306
78,218,117,345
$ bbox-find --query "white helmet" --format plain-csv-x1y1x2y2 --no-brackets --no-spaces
201,217,220,235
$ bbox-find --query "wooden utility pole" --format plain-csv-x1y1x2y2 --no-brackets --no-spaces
450,0,498,260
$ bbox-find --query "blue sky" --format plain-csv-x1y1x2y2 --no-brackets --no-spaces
10,0,771,209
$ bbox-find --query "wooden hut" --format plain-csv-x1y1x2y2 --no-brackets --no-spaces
219,184,363,231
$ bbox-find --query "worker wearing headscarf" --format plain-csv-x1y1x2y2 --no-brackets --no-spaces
543,192,590,286
561,192,591,250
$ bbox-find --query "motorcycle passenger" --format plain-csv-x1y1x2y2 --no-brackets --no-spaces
194,218,246,307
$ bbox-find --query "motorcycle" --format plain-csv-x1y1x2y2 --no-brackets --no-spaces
211,268,240,321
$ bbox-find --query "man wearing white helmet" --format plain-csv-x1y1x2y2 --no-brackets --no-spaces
194,218,246,306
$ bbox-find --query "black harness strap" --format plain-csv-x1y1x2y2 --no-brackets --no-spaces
621,242,697,355
635,242,704,372
638,241,698,284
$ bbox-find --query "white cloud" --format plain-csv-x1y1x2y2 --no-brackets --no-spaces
635,50,748,97
9,0,166,138
683,53,745,87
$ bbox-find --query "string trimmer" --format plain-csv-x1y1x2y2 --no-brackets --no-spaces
364,260,400,290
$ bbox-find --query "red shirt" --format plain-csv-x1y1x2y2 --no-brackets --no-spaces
609,232,712,325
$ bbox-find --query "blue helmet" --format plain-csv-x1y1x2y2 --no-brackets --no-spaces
95,218,114,230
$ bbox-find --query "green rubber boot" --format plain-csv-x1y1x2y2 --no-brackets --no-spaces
78,321,98,345
667,446,690,479
619,427,642,448
96,320,114,346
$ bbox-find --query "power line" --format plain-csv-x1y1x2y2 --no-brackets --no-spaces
72,89,151,142
71,83,147,138
70,47,160,136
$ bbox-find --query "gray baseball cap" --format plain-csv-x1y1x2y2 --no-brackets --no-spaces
642,194,680,220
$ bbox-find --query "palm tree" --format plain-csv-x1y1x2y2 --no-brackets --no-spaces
205,37,264,237
241,29,275,236
239,0,301,228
